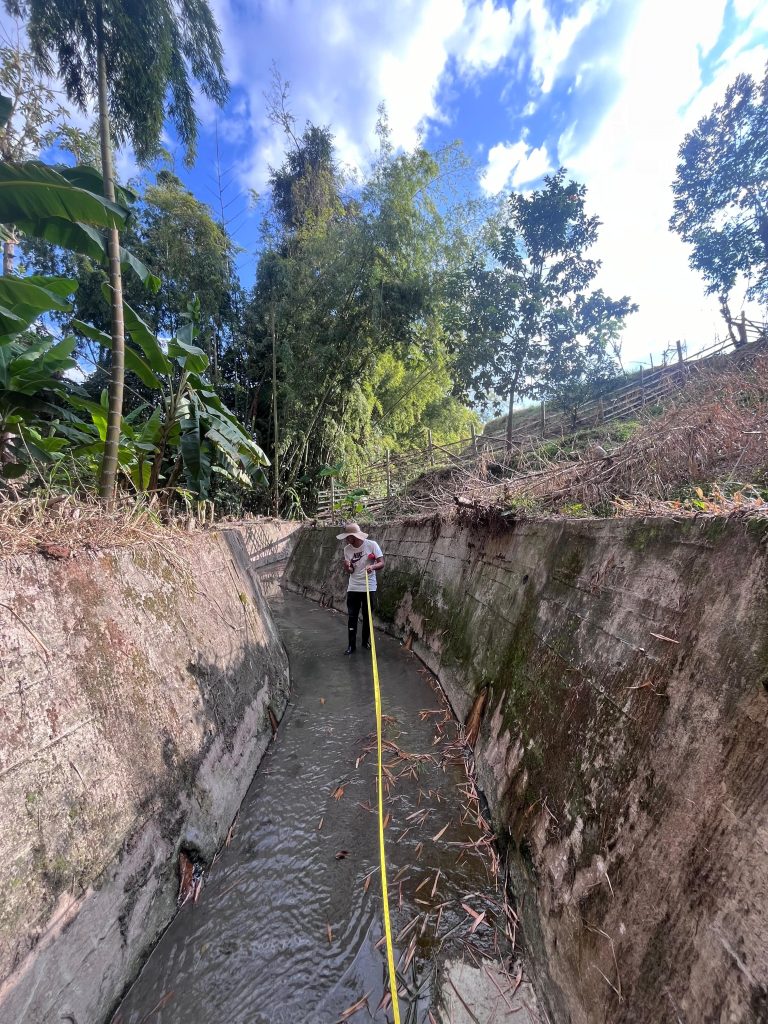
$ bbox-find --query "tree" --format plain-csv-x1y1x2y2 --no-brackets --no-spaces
456,170,636,445
138,170,238,371
7,0,229,497
0,37,68,273
670,61,768,327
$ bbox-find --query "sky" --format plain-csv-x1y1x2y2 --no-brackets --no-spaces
7,0,768,370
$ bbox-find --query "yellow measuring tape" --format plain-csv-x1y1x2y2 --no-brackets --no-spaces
365,572,402,1024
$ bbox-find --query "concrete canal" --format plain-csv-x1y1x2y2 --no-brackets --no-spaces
112,591,540,1024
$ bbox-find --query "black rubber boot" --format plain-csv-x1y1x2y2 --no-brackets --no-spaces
344,645,355,656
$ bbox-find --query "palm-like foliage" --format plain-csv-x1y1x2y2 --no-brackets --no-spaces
6,0,228,496
5,0,228,165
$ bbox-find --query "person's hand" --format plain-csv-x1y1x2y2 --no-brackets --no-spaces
344,560,353,574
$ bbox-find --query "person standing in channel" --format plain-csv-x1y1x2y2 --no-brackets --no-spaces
337,522,384,655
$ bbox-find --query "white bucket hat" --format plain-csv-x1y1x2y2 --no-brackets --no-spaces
336,522,368,541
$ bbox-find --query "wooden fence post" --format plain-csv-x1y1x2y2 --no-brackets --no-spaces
386,449,391,498
640,365,646,406
471,422,478,455
427,429,434,467
330,476,335,519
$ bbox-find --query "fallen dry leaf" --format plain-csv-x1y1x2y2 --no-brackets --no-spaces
376,990,392,1013
177,852,194,906
332,786,345,800
326,923,333,944
650,631,680,644
38,542,71,560
462,902,483,924
335,992,371,1022
432,822,449,841
469,910,486,934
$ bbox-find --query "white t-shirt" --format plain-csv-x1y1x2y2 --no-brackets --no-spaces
345,539,383,592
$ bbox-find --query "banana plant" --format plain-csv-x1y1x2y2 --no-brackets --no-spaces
0,162,160,290
73,296,269,498
0,81,160,291
0,154,158,483
0,272,86,478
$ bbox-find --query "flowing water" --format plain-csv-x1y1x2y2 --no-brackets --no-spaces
113,592,537,1024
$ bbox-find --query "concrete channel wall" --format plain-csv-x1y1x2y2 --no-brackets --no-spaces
0,526,290,1024
285,515,768,1024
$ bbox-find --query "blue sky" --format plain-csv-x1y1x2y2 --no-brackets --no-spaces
8,0,768,369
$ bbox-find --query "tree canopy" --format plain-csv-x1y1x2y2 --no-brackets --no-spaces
454,169,636,442
670,61,768,315
6,0,229,164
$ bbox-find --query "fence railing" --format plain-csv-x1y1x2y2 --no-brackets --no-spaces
317,321,767,521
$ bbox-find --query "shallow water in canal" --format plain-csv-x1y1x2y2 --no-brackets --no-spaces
113,592,527,1024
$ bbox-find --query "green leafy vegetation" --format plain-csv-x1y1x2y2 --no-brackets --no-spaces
0,35,764,524
671,60,768,326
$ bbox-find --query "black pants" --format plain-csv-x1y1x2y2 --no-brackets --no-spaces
347,590,375,649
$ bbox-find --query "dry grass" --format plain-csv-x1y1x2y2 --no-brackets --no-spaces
378,355,768,523
0,493,186,557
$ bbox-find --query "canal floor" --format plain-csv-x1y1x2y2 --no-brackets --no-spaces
113,591,540,1024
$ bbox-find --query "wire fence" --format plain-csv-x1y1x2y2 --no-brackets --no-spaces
317,319,768,522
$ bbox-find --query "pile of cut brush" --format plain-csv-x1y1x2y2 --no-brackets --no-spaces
378,355,768,522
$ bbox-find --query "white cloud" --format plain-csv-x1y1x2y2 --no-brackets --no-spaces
211,0,473,190
556,0,767,364
453,0,526,72
210,0,607,192
453,0,607,90
525,0,609,93
480,140,551,194
733,0,768,30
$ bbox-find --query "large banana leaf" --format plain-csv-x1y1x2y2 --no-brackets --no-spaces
0,162,128,229
54,165,137,209
72,318,163,390
117,296,173,375
0,276,76,337
13,216,160,291
168,334,209,374
179,395,212,495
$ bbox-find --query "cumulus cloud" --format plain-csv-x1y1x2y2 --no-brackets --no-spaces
556,0,767,363
209,0,608,191
453,0,526,72
480,140,552,193
210,0,473,189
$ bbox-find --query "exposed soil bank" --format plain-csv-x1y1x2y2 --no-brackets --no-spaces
0,525,290,1024
285,515,768,1024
